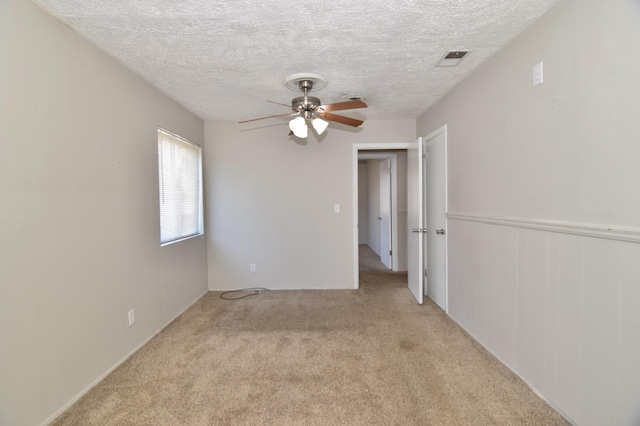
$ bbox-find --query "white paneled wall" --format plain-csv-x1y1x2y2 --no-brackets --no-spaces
447,216,640,426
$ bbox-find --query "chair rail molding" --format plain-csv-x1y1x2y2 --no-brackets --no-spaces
447,212,640,243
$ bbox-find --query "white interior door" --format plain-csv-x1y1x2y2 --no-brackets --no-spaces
424,128,447,311
407,137,424,304
379,159,392,269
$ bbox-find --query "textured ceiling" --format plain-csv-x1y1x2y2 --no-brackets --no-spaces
32,0,561,122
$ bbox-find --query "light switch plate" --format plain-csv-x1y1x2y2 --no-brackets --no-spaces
533,61,543,86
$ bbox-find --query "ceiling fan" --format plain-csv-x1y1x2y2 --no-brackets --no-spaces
239,73,368,138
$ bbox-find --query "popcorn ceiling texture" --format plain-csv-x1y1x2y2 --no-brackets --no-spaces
33,0,561,122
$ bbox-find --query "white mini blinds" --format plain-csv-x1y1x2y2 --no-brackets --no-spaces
157,129,203,245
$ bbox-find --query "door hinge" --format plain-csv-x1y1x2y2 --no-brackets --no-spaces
424,269,427,277
389,250,392,256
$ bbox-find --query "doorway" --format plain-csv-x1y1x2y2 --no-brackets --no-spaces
358,156,393,269
352,143,411,289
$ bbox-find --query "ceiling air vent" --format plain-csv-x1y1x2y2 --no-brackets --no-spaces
437,51,470,67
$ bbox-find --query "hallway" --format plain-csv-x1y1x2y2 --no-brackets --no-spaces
358,244,408,290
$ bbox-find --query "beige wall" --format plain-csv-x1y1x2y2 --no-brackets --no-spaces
0,1,207,425
204,120,415,290
417,0,640,424
418,0,640,226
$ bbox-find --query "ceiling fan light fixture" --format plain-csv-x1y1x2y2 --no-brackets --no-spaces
312,117,329,135
289,116,308,138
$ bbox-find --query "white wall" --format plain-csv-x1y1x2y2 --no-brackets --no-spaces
366,159,383,255
0,1,208,425
204,120,415,290
417,0,640,424
358,163,368,244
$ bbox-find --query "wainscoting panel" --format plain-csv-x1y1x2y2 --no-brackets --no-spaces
554,233,583,419
619,242,640,426
446,215,640,426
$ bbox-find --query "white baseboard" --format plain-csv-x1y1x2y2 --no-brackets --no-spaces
42,289,209,426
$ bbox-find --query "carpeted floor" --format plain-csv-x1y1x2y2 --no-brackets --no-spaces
52,245,568,425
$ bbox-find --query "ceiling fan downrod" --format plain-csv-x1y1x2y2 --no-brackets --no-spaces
292,80,321,120
300,80,315,114
300,80,312,105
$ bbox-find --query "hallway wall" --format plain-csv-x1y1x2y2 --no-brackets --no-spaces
358,163,368,244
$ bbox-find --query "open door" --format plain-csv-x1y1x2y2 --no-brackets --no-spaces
407,137,424,304
379,159,392,269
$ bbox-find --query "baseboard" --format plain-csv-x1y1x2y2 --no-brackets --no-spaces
42,289,209,426
208,286,357,292
446,312,576,426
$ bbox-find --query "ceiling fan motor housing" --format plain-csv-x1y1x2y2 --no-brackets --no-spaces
292,96,321,112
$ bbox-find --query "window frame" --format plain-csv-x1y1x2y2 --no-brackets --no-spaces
157,128,204,246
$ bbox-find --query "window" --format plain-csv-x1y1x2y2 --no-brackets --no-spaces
157,128,203,245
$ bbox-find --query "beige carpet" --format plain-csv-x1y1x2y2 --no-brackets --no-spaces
53,245,568,425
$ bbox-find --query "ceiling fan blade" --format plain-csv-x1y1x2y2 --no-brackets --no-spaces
239,112,296,124
318,99,367,113
266,100,293,109
320,112,364,127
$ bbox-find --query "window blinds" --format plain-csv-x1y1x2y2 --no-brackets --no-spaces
157,129,202,244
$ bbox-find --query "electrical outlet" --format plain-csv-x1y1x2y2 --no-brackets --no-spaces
128,309,135,326
250,263,256,273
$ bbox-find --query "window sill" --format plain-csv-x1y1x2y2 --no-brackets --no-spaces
160,233,204,247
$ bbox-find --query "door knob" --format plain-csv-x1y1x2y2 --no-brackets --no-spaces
436,229,445,235
412,228,427,233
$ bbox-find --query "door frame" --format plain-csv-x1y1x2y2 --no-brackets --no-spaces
358,154,394,268
353,143,411,289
